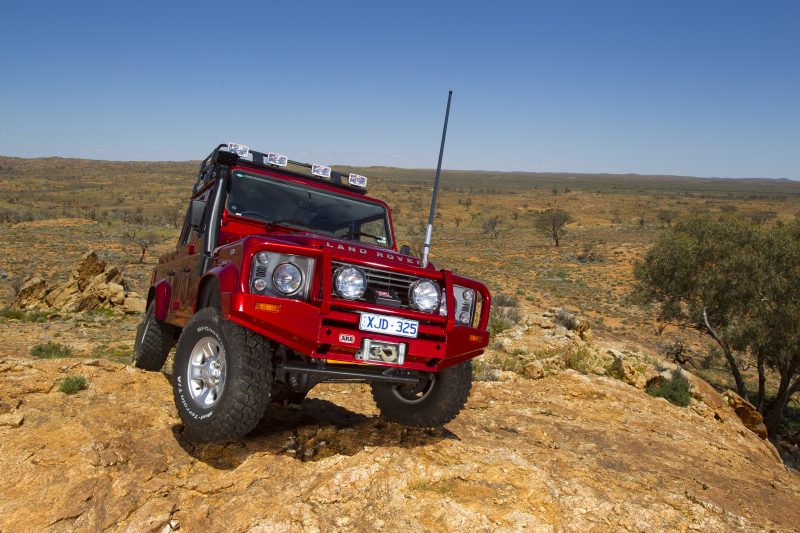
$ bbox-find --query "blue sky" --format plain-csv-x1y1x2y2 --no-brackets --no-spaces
0,1,798,179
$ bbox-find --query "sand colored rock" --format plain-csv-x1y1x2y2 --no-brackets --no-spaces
723,390,769,440
12,251,146,314
1,357,798,532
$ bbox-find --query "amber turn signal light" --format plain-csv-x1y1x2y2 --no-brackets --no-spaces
254,302,281,313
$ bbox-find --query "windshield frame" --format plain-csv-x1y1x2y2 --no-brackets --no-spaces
227,167,395,248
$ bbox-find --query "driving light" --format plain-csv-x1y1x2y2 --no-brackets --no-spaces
255,252,270,265
335,266,366,300
452,285,476,326
272,263,303,294
348,173,368,188
409,279,440,312
253,278,267,292
265,152,288,167
226,143,249,157
312,164,332,179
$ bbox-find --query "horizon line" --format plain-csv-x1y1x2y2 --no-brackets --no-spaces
0,153,797,183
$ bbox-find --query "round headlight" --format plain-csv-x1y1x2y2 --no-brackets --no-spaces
409,279,441,312
272,262,303,295
335,266,366,300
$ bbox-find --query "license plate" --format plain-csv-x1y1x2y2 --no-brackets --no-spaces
359,312,419,339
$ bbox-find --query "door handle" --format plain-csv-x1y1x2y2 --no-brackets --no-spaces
182,267,193,273
167,271,176,276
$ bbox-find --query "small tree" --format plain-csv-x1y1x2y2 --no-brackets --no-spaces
482,216,501,239
122,229,159,264
634,214,762,398
749,210,777,225
657,209,678,227
535,210,571,246
636,214,800,435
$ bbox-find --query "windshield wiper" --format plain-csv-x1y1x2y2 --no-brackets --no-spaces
352,231,385,241
263,219,337,237
264,219,311,231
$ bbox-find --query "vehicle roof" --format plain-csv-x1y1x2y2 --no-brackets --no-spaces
200,144,370,195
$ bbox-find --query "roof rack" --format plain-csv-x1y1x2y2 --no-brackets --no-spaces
198,143,369,194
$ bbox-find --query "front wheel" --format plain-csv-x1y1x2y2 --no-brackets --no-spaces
172,307,272,442
370,361,472,427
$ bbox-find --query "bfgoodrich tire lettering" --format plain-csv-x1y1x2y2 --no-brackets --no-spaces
173,307,272,442
370,361,472,427
132,301,175,371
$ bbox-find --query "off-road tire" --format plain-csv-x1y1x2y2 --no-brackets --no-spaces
370,361,472,427
132,302,176,371
173,307,272,442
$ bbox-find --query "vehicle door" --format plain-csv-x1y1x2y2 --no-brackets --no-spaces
170,186,214,327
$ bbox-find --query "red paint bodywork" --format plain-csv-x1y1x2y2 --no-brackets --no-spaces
150,163,491,372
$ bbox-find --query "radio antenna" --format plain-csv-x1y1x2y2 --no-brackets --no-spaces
421,90,453,268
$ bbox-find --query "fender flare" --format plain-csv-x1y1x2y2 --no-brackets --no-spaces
150,279,172,322
196,262,239,317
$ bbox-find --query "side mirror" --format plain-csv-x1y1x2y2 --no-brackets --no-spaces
400,244,411,256
190,199,207,229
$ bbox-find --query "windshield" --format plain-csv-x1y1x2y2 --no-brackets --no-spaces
227,171,392,247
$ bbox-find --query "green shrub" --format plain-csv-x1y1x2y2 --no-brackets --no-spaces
489,294,522,336
472,358,499,382
563,346,595,374
646,369,693,407
59,375,88,394
30,342,75,359
0,308,48,322
554,308,580,330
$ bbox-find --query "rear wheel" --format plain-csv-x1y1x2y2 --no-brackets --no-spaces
173,307,272,442
370,361,472,427
132,301,175,371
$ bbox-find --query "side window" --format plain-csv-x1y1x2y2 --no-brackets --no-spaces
178,207,191,247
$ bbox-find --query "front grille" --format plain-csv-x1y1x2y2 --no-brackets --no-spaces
332,261,428,311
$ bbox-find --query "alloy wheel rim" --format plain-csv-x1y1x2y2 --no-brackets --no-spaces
186,336,227,408
390,375,436,405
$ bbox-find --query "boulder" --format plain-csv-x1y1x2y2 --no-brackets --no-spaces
44,279,80,309
72,251,106,291
108,283,125,306
123,296,146,314
574,317,592,341
722,391,769,439
522,360,545,380
13,277,48,310
12,251,139,314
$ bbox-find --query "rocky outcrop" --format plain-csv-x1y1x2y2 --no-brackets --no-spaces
1,356,798,532
723,390,770,439
13,251,146,314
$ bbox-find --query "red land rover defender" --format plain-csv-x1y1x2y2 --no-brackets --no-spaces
133,143,491,441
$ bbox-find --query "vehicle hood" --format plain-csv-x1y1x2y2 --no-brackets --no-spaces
263,232,432,270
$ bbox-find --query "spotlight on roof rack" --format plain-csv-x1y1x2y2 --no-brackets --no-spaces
265,152,288,167
311,164,332,179
348,173,368,188
226,143,250,157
